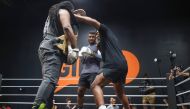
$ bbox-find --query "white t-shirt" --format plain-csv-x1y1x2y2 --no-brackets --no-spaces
106,105,119,109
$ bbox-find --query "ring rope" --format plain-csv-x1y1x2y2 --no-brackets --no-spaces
0,94,168,97
176,90,190,96
55,103,168,106
175,67,190,86
2,77,166,81
177,102,190,106
175,77,190,87
1,85,167,88
0,102,168,106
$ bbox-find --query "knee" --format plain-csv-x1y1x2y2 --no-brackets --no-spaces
43,74,59,84
91,79,99,89
42,77,57,88
90,83,99,91
90,85,100,95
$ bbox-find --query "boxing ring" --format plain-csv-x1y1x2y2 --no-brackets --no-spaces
0,71,190,109
175,77,190,108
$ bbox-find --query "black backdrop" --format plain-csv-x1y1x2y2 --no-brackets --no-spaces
0,0,190,109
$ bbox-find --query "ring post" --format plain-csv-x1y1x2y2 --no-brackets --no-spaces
167,74,177,109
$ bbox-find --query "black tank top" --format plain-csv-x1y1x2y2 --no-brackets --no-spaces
43,5,78,37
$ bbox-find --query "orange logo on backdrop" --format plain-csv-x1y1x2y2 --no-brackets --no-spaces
55,50,140,93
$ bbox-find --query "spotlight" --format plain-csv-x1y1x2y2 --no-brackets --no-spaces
154,57,162,77
169,51,177,60
19,88,23,91
169,51,173,55
154,58,158,62
154,58,161,63
169,50,176,68
169,50,177,58
171,53,177,58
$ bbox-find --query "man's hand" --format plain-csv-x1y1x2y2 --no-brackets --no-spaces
73,9,86,16
81,47,94,57
169,72,174,80
67,45,79,65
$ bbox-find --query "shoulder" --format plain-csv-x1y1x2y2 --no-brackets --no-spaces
58,9,70,16
99,24,108,31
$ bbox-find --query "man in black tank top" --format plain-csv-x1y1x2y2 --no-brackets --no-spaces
74,14,130,109
32,1,80,109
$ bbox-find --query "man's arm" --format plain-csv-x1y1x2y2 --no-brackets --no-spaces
59,9,77,48
74,14,101,30
178,67,190,77
180,72,190,77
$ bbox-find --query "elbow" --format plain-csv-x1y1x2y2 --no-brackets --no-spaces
63,26,69,31
63,24,71,32
91,19,100,29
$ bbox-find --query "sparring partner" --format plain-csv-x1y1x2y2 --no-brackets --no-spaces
77,31,102,109
74,13,131,109
32,1,80,109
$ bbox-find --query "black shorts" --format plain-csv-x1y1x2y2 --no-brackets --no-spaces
100,64,128,84
78,73,98,88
